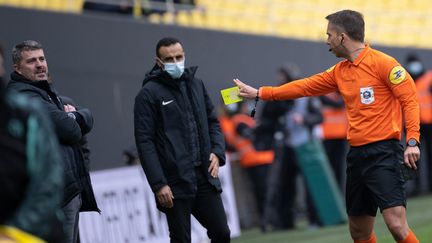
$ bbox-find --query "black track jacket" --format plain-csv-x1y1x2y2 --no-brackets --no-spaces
134,65,226,199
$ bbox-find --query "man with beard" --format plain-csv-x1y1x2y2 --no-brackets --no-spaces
0,44,64,243
6,40,99,243
134,37,230,242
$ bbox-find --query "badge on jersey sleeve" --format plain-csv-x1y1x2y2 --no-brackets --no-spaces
360,87,375,104
388,66,407,85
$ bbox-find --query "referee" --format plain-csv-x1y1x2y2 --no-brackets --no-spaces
234,10,420,243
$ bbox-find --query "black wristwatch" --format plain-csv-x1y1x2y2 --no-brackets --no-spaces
407,138,418,147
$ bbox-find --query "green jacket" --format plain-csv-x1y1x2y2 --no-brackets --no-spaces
0,90,63,240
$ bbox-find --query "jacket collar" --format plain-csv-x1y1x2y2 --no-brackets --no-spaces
10,71,53,92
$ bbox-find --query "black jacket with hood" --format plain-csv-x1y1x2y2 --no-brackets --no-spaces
7,72,98,211
134,65,226,200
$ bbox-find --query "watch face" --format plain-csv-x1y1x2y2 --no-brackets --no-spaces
408,139,417,146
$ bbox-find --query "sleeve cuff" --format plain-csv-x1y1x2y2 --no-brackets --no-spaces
259,86,273,101
406,134,420,144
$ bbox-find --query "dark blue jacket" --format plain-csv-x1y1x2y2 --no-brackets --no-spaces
7,72,98,211
134,65,226,199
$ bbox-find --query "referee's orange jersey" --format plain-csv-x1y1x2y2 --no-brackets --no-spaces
260,45,420,146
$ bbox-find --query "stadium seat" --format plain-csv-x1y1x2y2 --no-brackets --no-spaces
176,10,191,26
148,13,162,24
3,0,22,7
189,9,205,27
34,0,49,10
162,12,175,24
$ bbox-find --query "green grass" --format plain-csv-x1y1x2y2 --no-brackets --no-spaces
233,195,432,243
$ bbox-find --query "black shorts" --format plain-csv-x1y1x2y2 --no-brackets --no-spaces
346,139,406,217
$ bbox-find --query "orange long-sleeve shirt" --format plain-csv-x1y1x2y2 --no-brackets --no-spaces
260,45,420,146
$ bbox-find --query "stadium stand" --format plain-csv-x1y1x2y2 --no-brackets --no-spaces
0,0,431,48
0,0,84,12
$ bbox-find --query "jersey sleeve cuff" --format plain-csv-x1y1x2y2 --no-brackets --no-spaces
406,134,420,144
259,86,273,101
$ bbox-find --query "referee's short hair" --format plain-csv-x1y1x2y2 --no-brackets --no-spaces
326,10,365,42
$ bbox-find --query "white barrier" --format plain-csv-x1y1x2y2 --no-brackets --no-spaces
79,157,240,243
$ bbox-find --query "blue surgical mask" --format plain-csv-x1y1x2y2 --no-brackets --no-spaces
164,60,185,79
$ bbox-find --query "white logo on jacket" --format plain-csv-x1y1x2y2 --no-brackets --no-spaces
162,100,174,106
360,87,375,104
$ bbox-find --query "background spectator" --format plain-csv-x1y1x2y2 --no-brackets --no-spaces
406,53,432,195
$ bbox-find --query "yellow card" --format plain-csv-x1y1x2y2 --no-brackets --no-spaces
220,86,243,105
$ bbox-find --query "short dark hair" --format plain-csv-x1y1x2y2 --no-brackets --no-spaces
326,10,365,42
156,37,181,58
12,40,43,64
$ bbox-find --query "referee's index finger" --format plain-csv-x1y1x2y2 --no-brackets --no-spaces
233,78,243,87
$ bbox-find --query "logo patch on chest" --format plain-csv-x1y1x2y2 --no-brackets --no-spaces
360,87,375,104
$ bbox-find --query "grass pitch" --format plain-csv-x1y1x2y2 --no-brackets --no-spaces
233,194,432,243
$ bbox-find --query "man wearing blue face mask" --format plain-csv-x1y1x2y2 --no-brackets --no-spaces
134,37,230,243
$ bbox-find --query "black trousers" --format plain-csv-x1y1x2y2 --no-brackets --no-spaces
246,164,270,218
420,124,432,192
165,168,230,243
323,138,348,191
276,146,320,229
